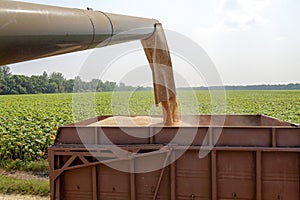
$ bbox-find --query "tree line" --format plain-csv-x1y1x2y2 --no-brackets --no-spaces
181,84,300,91
1,66,299,95
0,66,142,95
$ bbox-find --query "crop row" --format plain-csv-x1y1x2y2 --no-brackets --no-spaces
0,90,299,162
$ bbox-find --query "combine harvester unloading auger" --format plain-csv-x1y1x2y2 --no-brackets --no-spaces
1,1,299,200
0,0,179,125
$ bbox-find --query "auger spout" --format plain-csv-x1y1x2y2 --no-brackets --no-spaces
0,0,158,65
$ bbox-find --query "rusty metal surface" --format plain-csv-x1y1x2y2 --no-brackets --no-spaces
54,115,298,146
49,115,300,199
0,0,157,65
49,147,300,200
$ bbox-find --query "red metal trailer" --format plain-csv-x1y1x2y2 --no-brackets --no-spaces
49,115,300,200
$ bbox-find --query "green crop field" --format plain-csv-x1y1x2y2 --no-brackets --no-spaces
0,90,299,163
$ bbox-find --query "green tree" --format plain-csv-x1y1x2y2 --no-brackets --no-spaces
49,72,65,93
64,79,74,93
0,66,12,94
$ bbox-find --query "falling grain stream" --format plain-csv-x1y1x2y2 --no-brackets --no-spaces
141,23,179,125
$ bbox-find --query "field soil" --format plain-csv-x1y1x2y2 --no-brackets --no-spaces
0,194,49,200
0,170,48,181
0,170,49,199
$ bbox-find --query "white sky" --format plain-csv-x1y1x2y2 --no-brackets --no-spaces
9,0,300,85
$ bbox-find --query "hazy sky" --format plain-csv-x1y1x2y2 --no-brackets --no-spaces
9,0,300,85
